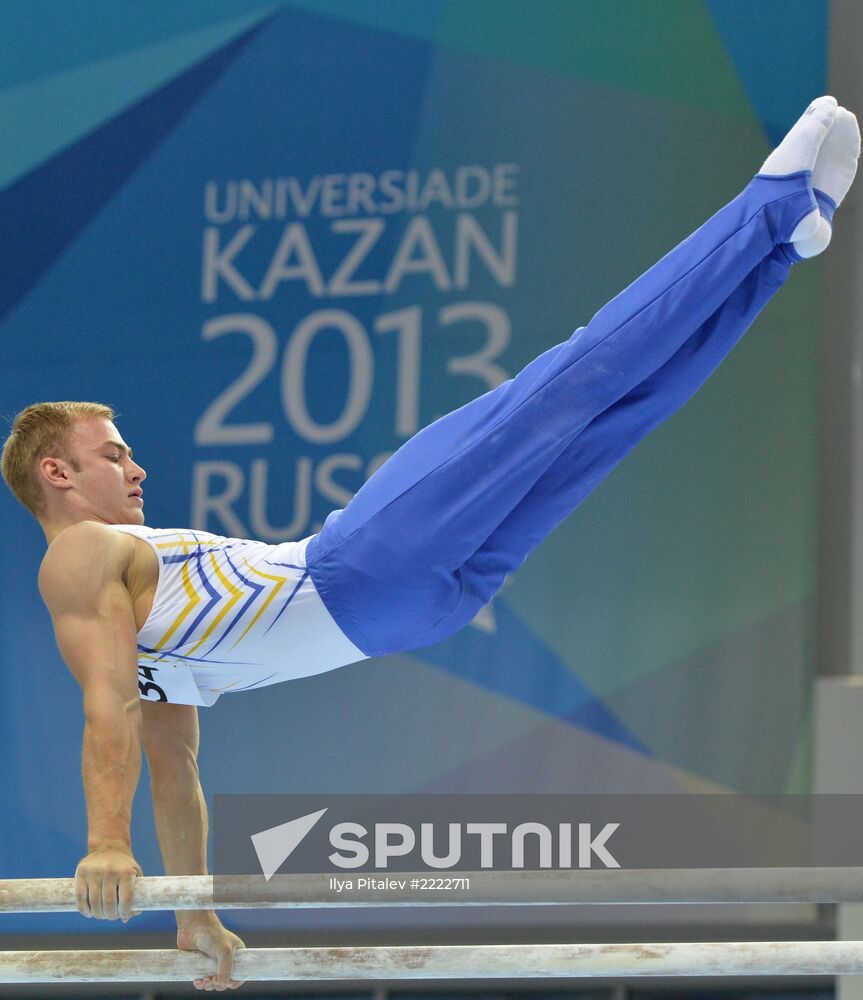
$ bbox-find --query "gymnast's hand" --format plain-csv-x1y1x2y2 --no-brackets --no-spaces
178,911,246,991
74,846,143,921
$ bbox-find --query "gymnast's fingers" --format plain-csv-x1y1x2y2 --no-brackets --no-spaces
118,868,140,922
73,867,92,919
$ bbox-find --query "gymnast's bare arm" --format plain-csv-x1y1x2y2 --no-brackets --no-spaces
142,700,246,991
39,523,245,988
38,521,144,921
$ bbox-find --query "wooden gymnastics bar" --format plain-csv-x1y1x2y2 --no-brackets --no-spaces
1,867,862,913
2,942,863,983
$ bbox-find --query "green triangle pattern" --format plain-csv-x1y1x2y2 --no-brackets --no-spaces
286,0,754,121
436,0,753,118
602,599,815,793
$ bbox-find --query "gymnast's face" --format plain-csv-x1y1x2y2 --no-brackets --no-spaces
54,417,148,525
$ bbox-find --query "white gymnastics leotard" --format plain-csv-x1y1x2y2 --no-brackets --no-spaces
109,525,366,706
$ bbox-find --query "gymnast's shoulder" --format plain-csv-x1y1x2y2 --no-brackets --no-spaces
38,520,135,609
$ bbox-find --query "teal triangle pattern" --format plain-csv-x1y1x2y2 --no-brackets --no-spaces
0,0,278,90
0,18,271,323
705,0,827,145
0,8,276,189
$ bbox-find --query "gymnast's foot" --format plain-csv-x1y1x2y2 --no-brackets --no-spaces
760,96,838,179
759,96,860,257
759,96,837,252
793,106,860,257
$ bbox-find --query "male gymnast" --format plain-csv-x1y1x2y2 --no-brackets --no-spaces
2,98,859,991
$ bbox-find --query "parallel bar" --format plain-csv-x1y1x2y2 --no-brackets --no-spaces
1,942,861,983
1,868,862,913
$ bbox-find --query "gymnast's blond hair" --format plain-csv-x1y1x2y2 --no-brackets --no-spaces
1,401,115,516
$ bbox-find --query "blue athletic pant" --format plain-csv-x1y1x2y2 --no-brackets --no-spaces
305,172,822,657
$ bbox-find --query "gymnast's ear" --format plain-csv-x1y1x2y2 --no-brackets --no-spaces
38,454,76,492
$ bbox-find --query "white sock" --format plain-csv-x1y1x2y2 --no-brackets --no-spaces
794,106,860,257
759,96,838,251
760,96,837,176
812,107,860,207
792,215,832,258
